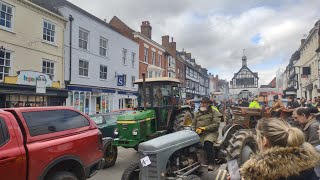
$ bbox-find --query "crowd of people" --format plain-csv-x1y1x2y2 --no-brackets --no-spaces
192,96,320,179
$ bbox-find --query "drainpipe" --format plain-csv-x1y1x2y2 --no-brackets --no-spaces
68,15,74,85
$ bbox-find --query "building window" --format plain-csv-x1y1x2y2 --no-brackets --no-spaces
0,50,11,81
123,74,127,86
123,49,127,65
42,60,54,80
131,52,135,68
168,72,172,78
148,71,152,78
43,20,55,43
131,76,135,87
152,52,156,65
79,60,89,77
158,55,162,67
99,38,108,56
169,57,171,67
100,65,108,80
144,48,148,62
0,2,13,29
79,28,89,50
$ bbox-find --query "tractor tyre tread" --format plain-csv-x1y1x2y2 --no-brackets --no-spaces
185,175,201,180
121,162,140,180
173,110,193,131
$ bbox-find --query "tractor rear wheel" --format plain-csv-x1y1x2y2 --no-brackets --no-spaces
121,162,140,180
173,110,193,131
226,130,258,166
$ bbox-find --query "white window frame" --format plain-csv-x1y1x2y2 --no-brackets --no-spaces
99,37,108,56
131,76,135,87
152,52,156,65
158,54,162,68
144,48,148,62
99,65,108,80
123,74,127,86
148,71,153,78
43,20,56,43
122,48,127,65
0,2,14,31
79,28,89,50
131,52,135,68
79,59,89,77
42,59,55,80
0,49,11,82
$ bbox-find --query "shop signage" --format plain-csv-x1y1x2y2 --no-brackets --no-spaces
117,75,125,86
36,80,46,93
17,71,53,87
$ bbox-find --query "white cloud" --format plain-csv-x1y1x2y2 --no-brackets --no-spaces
68,0,320,84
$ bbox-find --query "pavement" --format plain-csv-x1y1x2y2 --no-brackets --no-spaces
93,122,226,180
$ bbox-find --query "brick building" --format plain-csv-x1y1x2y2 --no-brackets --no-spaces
110,17,166,79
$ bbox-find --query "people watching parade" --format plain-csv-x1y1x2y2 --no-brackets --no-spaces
249,97,261,109
240,118,320,180
292,107,320,146
192,97,222,170
271,95,284,117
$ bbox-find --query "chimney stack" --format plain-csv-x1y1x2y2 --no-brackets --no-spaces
162,35,170,49
141,21,152,39
186,53,192,59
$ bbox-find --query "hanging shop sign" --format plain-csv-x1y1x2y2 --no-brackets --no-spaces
16,70,53,87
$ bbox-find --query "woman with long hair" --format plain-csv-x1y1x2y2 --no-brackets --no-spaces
240,118,320,180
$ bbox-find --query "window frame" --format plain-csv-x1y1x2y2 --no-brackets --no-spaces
0,1,14,31
158,54,162,68
79,59,89,77
100,65,108,80
152,51,156,65
122,48,127,65
42,19,56,43
0,117,9,147
144,48,148,62
42,59,55,80
79,28,89,50
99,37,108,57
0,49,11,82
131,76,135,87
131,52,135,68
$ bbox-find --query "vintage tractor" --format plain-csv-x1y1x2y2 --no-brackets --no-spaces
221,106,271,137
113,75,193,150
121,127,258,180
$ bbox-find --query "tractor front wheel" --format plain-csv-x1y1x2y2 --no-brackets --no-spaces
226,130,258,166
121,162,140,180
173,110,193,131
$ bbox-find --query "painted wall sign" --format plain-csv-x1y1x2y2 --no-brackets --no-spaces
16,70,53,87
117,75,125,86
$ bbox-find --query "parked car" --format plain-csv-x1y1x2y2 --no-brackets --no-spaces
0,106,104,180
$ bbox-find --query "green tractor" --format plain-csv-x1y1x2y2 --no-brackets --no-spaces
113,75,193,150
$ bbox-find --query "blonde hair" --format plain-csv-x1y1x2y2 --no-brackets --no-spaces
256,118,305,147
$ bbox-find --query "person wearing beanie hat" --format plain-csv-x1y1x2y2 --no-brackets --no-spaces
270,95,284,117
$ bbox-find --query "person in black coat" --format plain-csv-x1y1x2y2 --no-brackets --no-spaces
240,118,320,180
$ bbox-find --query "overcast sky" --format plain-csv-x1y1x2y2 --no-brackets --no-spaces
68,0,320,85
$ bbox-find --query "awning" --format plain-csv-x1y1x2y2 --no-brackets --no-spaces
0,83,69,97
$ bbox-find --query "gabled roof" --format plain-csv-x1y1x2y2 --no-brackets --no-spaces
232,66,259,80
28,0,62,16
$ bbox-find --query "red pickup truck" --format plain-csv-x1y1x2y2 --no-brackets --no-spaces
0,106,104,180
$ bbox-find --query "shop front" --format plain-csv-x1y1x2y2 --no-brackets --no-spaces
67,86,116,115
1,70,68,108
117,90,138,109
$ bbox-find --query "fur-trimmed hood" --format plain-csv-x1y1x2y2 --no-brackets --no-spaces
240,145,320,180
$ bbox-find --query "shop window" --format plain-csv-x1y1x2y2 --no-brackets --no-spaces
43,20,55,43
0,50,11,81
79,28,89,50
42,60,54,80
0,117,9,147
0,2,13,30
22,110,90,136
79,60,89,77
100,65,108,80
99,37,108,56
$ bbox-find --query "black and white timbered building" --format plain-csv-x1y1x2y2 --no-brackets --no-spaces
229,50,259,99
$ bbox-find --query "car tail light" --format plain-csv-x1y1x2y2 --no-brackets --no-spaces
98,131,103,150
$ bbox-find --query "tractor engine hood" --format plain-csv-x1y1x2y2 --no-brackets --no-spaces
117,109,156,121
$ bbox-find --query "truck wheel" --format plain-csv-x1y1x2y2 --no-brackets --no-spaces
121,162,140,180
185,175,201,180
103,143,118,168
221,124,232,137
48,171,78,180
226,130,258,166
173,110,193,131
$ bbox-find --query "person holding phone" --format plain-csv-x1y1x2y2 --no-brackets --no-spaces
240,118,320,180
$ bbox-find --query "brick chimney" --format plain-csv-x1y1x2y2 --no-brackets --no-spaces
162,35,170,49
141,21,152,39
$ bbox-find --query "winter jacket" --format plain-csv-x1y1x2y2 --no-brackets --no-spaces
302,118,320,146
249,101,261,109
240,145,320,180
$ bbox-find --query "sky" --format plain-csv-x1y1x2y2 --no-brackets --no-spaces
68,0,320,85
